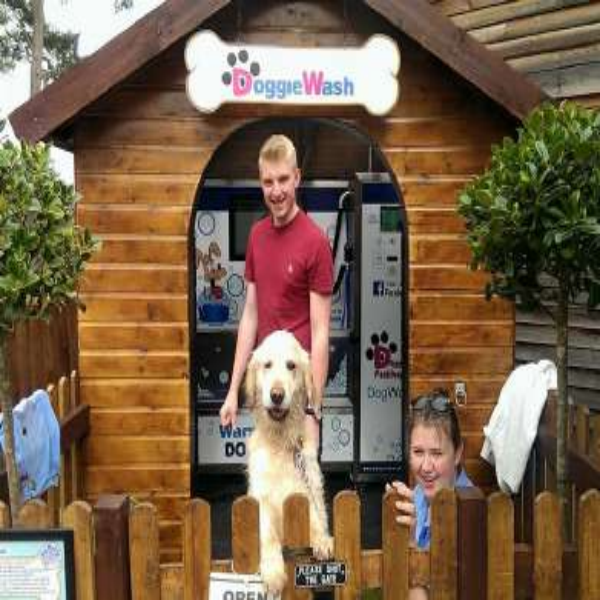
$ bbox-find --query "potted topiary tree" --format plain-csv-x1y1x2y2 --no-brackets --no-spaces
458,101,600,536
0,139,97,524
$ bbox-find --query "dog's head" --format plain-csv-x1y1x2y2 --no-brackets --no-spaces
244,330,319,423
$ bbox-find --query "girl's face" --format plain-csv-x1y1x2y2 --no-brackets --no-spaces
410,423,463,501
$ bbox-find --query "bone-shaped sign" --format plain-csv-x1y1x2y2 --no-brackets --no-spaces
185,30,400,116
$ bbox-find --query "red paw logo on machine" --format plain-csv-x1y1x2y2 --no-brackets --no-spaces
365,331,401,378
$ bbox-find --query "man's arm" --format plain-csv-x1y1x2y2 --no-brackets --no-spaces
306,290,331,443
220,282,258,427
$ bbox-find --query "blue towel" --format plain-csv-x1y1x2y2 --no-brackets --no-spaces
0,389,60,501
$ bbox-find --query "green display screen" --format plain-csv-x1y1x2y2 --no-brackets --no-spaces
380,206,401,232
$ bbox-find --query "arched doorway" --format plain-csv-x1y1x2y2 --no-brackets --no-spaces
188,118,408,555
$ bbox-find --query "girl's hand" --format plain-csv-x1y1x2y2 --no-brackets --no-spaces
386,481,416,531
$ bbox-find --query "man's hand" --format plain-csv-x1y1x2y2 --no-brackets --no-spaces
220,391,239,427
304,413,320,448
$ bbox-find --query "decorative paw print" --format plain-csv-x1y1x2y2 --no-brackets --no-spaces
365,330,398,370
221,49,260,92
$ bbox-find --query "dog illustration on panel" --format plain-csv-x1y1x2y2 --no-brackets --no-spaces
244,330,333,594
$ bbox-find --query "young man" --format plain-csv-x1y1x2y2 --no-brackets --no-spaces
220,134,333,440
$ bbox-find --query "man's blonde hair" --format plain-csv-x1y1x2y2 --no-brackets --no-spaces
258,134,297,170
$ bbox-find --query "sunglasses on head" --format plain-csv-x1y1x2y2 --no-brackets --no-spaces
413,390,452,413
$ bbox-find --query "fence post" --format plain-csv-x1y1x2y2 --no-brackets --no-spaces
578,490,600,600
534,492,561,600
334,490,363,600
94,495,131,600
58,375,73,509
18,498,52,527
589,413,600,470
382,489,409,600
62,500,96,600
69,370,83,499
129,502,160,600
487,492,514,600
183,498,211,600
46,384,59,526
456,487,486,599
232,495,260,573
0,500,9,528
430,488,457,600
283,493,311,600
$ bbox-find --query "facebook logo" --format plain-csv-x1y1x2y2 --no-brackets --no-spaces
373,281,385,296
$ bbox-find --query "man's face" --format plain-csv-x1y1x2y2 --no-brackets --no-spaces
259,158,300,227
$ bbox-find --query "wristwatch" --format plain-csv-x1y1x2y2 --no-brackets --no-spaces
305,405,320,420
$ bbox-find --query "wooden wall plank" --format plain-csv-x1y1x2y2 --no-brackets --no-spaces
78,174,198,205
79,323,188,351
77,147,211,175
411,322,513,347
80,265,187,293
89,237,187,264
410,375,506,403
410,265,491,291
85,436,190,465
79,205,190,235
79,296,187,322
86,465,189,495
80,352,188,378
411,347,513,374
400,179,471,208
388,147,491,176
410,236,473,264
80,379,187,408
412,294,512,320
89,408,188,436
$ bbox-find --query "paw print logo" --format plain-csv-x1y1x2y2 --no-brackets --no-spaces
221,49,260,97
365,331,397,370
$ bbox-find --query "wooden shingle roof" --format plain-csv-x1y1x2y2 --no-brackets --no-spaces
10,0,546,143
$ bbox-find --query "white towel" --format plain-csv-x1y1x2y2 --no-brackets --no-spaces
481,360,557,494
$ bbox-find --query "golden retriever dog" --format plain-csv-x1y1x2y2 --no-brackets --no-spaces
244,330,333,594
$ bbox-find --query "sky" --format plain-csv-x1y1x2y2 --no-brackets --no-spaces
0,0,165,182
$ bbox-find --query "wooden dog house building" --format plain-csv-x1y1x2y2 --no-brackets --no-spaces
11,0,544,560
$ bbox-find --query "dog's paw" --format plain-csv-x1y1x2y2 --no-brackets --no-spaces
261,555,287,595
312,534,334,560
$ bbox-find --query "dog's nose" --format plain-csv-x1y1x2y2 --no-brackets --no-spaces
270,386,285,406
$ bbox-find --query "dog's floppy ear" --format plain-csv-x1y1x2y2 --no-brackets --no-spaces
243,353,258,408
302,354,322,420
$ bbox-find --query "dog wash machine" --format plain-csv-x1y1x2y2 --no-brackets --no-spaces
190,173,408,554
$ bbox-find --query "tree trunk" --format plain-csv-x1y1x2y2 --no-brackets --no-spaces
0,335,19,526
555,284,570,541
31,0,45,95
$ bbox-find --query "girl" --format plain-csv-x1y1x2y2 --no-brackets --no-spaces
387,390,473,600
387,388,473,596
